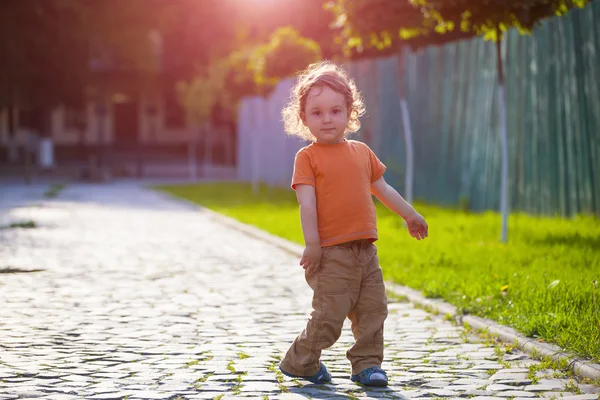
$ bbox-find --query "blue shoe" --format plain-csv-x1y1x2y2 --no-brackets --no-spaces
351,366,388,387
280,362,332,384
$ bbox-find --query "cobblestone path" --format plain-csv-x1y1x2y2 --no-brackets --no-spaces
0,183,598,400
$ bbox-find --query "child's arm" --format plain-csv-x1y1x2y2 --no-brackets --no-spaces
371,176,429,240
295,184,322,273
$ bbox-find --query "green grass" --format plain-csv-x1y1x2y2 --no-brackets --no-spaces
153,182,600,362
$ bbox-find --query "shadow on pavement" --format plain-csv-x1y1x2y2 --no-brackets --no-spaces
288,382,409,399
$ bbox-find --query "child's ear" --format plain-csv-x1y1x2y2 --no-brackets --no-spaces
300,111,307,126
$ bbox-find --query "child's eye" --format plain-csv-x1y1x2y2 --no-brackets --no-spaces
332,109,340,114
312,111,321,116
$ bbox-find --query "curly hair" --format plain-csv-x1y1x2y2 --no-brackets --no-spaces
282,61,365,141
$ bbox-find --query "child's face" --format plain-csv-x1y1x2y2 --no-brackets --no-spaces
302,85,349,144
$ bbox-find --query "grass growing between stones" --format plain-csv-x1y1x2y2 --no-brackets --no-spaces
268,356,291,393
0,267,44,274
231,372,245,395
526,356,571,383
44,183,66,198
154,182,600,362
1,220,37,229
227,360,236,373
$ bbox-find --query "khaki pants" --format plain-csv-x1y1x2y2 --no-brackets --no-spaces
280,240,388,376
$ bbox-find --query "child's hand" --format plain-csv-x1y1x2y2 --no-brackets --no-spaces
300,244,322,274
404,212,428,240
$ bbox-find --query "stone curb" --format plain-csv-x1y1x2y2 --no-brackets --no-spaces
153,188,600,382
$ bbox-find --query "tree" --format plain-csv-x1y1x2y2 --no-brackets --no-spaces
412,0,591,242
177,59,235,180
327,0,474,208
177,43,273,181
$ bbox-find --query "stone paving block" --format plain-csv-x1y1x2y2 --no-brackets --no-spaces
9,390,46,398
193,383,231,391
451,378,491,385
538,392,573,399
185,393,234,399
446,384,483,391
240,381,282,392
42,395,80,400
0,377,30,383
463,389,495,396
495,378,534,386
86,392,134,400
470,397,500,400
270,394,318,400
495,390,539,397
526,382,566,391
487,383,521,391
127,391,172,399
578,384,600,394
420,388,458,397
59,374,96,383
422,381,452,388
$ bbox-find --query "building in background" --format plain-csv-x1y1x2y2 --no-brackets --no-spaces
0,29,235,179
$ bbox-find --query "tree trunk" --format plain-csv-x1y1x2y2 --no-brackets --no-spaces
398,49,414,205
496,34,509,243
203,122,213,178
251,99,261,195
95,98,108,180
7,105,19,164
188,128,198,181
252,128,260,195
24,146,31,184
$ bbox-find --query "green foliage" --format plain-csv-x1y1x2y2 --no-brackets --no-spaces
326,0,475,57
178,45,271,126
250,26,322,86
328,0,591,56
412,0,592,40
182,26,321,119
154,182,600,362
327,0,429,54
224,48,272,100
178,61,231,125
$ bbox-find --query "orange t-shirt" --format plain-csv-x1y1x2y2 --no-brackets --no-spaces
291,139,386,247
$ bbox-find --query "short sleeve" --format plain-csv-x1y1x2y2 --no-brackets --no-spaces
368,147,386,183
291,150,316,190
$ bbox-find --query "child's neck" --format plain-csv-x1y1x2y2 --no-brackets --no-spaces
315,138,345,145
